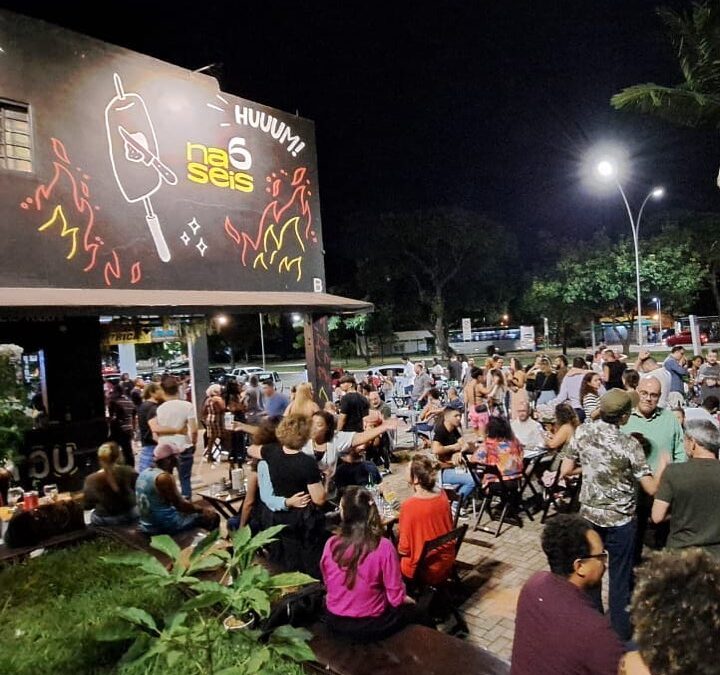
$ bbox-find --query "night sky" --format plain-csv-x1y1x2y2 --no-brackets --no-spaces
6,1,719,280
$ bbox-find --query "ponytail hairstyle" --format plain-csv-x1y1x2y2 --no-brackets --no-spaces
409,455,439,491
98,441,121,493
332,486,383,590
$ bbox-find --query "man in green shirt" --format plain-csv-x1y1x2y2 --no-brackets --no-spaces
621,377,685,471
621,376,684,561
652,420,720,558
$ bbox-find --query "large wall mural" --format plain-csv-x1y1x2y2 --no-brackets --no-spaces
0,11,325,293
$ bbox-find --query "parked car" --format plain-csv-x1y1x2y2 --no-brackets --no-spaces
362,364,407,379
229,366,265,382
255,370,284,392
665,330,708,347
209,366,229,383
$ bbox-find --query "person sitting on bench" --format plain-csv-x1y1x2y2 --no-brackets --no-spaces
83,442,139,526
321,486,416,641
136,443,219,535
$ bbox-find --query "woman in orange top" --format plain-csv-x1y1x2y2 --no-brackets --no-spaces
398,456,454,585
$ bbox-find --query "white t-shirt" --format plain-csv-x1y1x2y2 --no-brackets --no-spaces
403,361,415,383
511,417,546,450
156,399,196,450
301,430,355,475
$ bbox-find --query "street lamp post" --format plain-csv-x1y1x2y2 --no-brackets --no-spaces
652,296,662,342
596,160,663,348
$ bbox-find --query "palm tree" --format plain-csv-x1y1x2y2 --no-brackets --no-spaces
611,2,720,137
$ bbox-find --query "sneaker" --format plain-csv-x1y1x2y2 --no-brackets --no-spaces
380,468,392,476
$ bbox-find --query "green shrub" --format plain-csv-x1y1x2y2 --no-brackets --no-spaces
0,538,183,674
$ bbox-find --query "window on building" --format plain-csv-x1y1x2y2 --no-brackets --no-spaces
0,102,32,172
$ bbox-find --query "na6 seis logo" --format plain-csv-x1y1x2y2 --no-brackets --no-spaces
186,136,253,193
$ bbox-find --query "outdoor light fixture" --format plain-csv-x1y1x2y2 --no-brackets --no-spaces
584,144,666,347
597,160,615,178
291,313,302,323
215,314,228,327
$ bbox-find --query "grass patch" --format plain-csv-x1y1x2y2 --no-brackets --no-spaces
0,538,183,675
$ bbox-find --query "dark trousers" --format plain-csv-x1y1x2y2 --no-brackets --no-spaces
587,519,636,642
111,429,134,468
634,490,669,565
177,446,194,499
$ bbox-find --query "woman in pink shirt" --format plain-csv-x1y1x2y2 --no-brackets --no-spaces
321,486,411,640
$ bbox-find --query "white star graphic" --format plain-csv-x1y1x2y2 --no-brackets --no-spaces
180,231,190,246
196,238,208,256
188,217,201,235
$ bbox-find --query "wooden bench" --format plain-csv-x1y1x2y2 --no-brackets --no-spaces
307,622,510,675
0,527,98,564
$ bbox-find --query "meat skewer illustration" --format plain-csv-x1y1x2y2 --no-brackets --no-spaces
105,73,177,262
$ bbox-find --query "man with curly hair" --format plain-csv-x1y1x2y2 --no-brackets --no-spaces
620,549,720,674
511,514,624,674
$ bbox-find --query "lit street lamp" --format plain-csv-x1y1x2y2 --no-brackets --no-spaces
594,158,664,347
652,296,662,342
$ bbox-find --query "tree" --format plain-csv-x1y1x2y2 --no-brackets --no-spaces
348,208,518,355
611,2,720,132
524,234,705,350
654,212,720,319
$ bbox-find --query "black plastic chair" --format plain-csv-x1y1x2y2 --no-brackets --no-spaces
466,461,534,537
540,467,582,524
408,524,469,636
441,486,465,528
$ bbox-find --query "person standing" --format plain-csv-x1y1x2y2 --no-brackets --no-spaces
137,383,163,472
651,420,720,557
547,357,588,421
511,515,624,675
410,362,433,406
402,356,415,395
337,376,369,433
634,351,671,409
663,345,689,407
621,376,685,561
108,384,137,468
447,354,462,383
261,379,289,423
602,349,626,390
698,349,720,404
151,376,198,499
560,389,666,641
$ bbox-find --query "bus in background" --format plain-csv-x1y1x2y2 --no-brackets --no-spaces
448,325,535,354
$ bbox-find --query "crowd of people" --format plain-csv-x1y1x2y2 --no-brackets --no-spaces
84,346,720,673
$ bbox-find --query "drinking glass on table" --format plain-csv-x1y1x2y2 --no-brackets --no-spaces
7,487,24,508
43,484,59,501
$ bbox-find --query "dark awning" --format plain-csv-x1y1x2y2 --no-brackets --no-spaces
0,287,372,316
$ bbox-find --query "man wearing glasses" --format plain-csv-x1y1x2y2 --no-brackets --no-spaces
622,376,685,561
560,389,666,642
511,514,624,674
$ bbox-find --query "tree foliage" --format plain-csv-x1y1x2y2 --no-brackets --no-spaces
341,208,518,354
611,2,720,129
524,233,705,347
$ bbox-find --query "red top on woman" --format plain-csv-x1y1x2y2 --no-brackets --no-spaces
398,491,454,584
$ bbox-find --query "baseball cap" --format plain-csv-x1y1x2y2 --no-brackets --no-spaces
599,388,632,417
153,443,181,460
